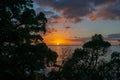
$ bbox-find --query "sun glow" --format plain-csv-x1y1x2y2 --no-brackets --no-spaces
54,39,63,45
47,38,69,45
43,31,82,45
57,42,60,45
44,37,82,45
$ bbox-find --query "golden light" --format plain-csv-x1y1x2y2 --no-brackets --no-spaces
43,31,82,45
57,42,60,45
54,39,63,45
44,36,82,45
44,38,66,45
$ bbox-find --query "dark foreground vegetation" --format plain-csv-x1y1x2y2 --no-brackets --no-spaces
60,34,120,80
0,0,120,80
0,0,57,80
46,34,120,80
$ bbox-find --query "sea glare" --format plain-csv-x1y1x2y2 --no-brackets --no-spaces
48,45,120,63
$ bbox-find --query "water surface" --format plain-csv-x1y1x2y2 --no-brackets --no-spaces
48,45,120,63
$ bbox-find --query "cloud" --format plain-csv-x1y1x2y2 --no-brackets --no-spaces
43,10,55,16
36,0,119,23
66,33,120,45
47,28,58,33
36,0,93,23
63,26,74,30
48,15,63,24
77,33,120,41
64,26,71,29
44,28,58,36
107,33,120,40
66,36,91,45
88,0,120,21
106,0,120,20
105,33,120,45
93,0,116,5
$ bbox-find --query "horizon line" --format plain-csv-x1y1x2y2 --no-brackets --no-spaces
47,44,119,46
47,44,82,46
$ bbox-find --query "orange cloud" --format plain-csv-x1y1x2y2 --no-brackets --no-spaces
47,28,58,33
43,28,79,45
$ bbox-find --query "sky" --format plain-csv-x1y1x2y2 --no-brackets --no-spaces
34,0,120,45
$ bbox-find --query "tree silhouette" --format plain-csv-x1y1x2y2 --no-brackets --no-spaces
61,34,111,80
0,0,57,80
102,51,120,80
118,39,120,45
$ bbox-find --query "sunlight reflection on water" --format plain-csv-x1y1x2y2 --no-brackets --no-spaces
48,45,82,54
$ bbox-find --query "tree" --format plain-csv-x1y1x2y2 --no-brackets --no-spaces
60,47,72,65
103,52,120,80
61,34,111,80
118,40,120,45
0,0,57,80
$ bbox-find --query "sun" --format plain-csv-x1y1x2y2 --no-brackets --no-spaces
45,38,68,45
57,42,60,45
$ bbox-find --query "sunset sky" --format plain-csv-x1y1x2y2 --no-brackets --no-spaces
34,0,120,45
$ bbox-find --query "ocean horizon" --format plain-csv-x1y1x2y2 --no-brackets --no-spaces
48,45,120,52
48,45,120,63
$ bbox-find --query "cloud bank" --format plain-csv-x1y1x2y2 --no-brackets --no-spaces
36,0,120,23
66,33,120,45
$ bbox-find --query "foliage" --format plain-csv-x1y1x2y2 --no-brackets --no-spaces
104,52,120,80
118,40,120,45
83,34,111,50
61,34,112,80
61,34,120,80
0,0,57,80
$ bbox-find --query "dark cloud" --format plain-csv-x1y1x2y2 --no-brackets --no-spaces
67,33,120,44
68,38,90,42
48,15,60,22
88,0,120,20
93,0,116,5
76,33,120,41
105,33,120,45
107,33,120,40
36,0,93,23
66,36,90,44
64,26,71,29
36,0,119,22
64,26,74,30
106,0,120,20
43,10,55,16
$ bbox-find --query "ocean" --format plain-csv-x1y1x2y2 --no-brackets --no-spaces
48,45,120,63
